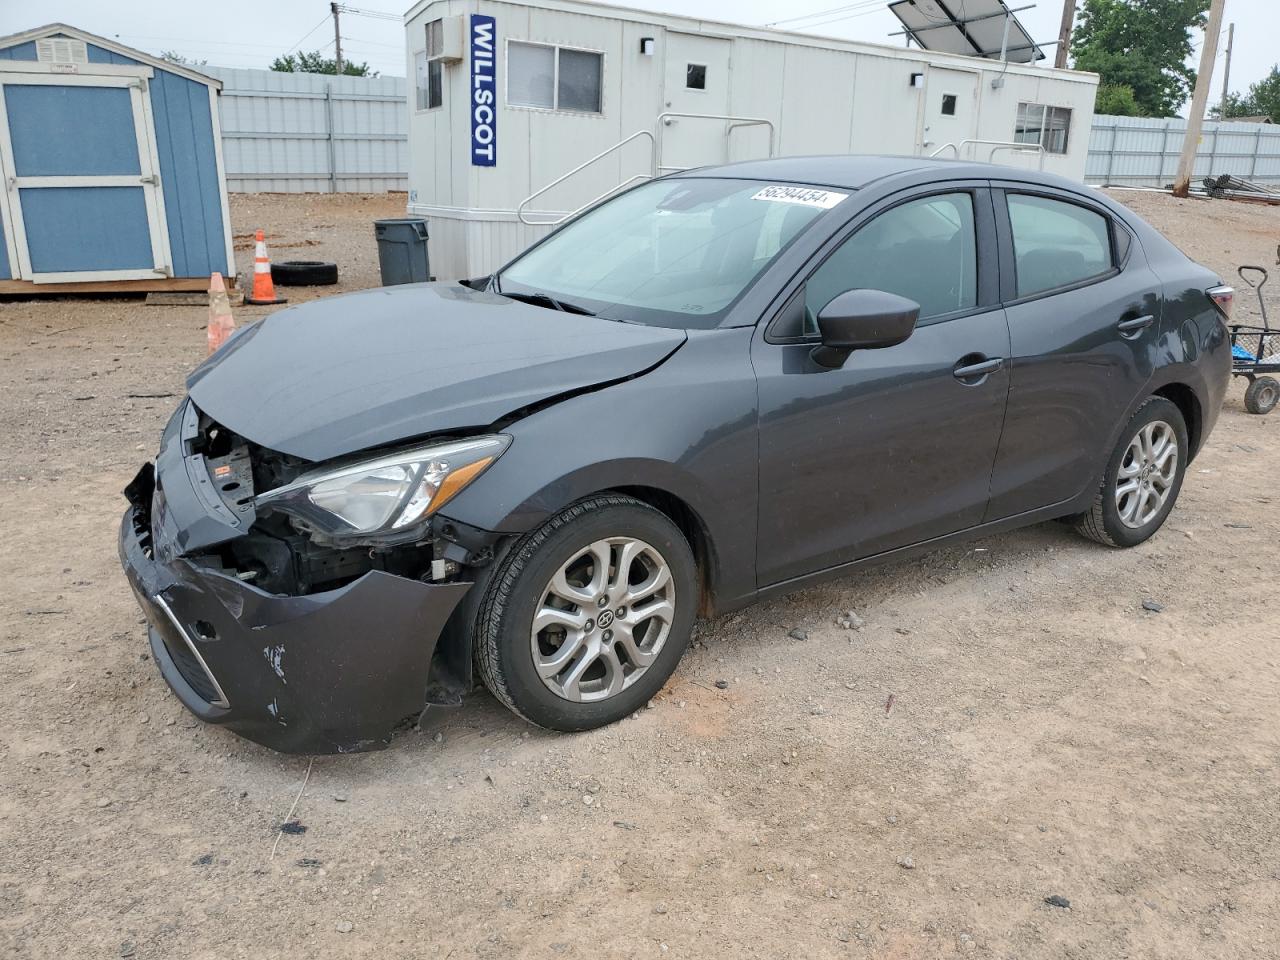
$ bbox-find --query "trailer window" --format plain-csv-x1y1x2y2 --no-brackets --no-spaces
686,64,707,90
509,41,603,114
559,48,603,112
1015,103,1071,155
415,50,442,111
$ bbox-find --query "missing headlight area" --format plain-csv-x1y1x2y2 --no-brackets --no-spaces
185,411,492,598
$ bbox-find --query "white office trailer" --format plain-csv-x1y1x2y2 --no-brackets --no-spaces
402,0,1099,280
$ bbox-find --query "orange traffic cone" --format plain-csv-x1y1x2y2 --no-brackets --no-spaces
207,272,236,354
245,228,287,305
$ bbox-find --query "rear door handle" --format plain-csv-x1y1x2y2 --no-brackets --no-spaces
1117,314,1155,337
953,356,1004,382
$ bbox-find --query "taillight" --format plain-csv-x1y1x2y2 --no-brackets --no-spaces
1208,285,1235,320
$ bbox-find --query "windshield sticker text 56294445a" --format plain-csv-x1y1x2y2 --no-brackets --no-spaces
751,186,848,209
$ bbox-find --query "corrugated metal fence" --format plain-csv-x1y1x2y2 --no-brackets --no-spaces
204,66,407,193
1086,114,1280,188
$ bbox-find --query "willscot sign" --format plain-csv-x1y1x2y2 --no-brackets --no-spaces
470,14,497,166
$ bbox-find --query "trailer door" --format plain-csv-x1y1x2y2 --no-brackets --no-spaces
660,33,732,173
921,67,978,157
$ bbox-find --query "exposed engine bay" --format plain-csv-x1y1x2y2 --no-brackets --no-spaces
183,409,497,598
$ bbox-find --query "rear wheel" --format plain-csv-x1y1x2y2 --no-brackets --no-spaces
474,495,697,731
1074,397,1188,548
1244,376,1279,415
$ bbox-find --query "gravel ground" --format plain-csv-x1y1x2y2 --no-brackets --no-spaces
1,189,1278,959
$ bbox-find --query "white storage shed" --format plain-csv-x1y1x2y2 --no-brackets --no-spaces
403,0,1099,280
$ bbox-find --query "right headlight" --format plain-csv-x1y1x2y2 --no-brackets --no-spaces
255,435,509,541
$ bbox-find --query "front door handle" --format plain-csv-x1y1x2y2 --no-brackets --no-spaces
1117,314,1155,337
953,356,1004,383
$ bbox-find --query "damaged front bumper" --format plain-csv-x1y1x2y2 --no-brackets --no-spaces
117,409,473,754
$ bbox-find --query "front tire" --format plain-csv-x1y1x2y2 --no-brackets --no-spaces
473,494,697,731
1074,397,1188,548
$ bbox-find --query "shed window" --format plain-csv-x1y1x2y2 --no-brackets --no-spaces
686,63,707,90
1015,102,1071,155
415,50,442,110
508,41,602,113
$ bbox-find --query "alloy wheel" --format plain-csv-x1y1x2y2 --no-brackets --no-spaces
530,537,676,703
1114,420,1178,529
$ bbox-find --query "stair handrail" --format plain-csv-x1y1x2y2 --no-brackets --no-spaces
656,112,776,173
930,139,1046,169
516,129,656,226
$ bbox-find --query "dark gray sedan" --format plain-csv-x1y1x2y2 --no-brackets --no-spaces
119,157,1233,753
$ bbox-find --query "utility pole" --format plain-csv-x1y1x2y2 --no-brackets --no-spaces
1220,21,1235,118
331,2,343,75
1173,0,1227,198
1054,0,1075,69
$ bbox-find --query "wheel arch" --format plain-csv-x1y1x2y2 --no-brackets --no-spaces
1152,381,1204,459
428,479,730,715
608,484,720,618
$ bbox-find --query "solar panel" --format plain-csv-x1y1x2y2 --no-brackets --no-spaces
888,0,1045,63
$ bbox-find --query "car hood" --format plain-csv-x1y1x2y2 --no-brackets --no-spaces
187,283,686,461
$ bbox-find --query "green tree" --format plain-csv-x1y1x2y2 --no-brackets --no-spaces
270,50,376,77
1095,82,1142,116
159,49,207,67
1070,0,1209,117
1212,90,1254,119
1213,66,1280,122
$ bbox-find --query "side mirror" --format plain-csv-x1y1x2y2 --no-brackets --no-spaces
817,288,920,353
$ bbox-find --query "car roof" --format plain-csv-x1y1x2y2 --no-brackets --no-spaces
677,154,1080,192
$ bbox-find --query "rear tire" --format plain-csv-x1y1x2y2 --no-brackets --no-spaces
473,495,697,731
1244,376,1279,415
1074,397,1188,548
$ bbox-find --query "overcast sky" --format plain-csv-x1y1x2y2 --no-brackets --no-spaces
2,0,1275,111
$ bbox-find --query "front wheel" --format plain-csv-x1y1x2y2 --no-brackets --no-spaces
473,494,697,731
1074,397,1188,548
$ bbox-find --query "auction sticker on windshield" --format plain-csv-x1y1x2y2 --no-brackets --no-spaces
751,185,848,209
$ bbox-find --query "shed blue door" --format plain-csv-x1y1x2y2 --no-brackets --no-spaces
0,73,168,281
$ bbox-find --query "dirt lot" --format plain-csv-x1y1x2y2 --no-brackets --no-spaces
1,189,1278,960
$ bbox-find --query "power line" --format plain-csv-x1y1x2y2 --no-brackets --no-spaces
789,5,893,31
286,13,334,55
336,4,402,21
337,35,403,50
766,1,882,27
114,32,288,50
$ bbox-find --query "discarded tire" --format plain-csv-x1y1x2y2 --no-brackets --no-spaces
271,260,338,286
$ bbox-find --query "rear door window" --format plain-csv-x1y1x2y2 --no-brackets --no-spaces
1007,194,1113,298
802,192,977,334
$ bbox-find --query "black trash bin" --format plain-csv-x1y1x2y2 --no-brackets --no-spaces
374,218,430,285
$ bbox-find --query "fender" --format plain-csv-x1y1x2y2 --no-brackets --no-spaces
436,327,762,613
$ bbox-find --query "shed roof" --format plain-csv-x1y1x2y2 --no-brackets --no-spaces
0,22,222,88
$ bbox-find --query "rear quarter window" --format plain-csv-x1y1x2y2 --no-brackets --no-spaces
1008,194,1113,298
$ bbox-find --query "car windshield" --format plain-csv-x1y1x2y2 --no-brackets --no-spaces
497,178,848,328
